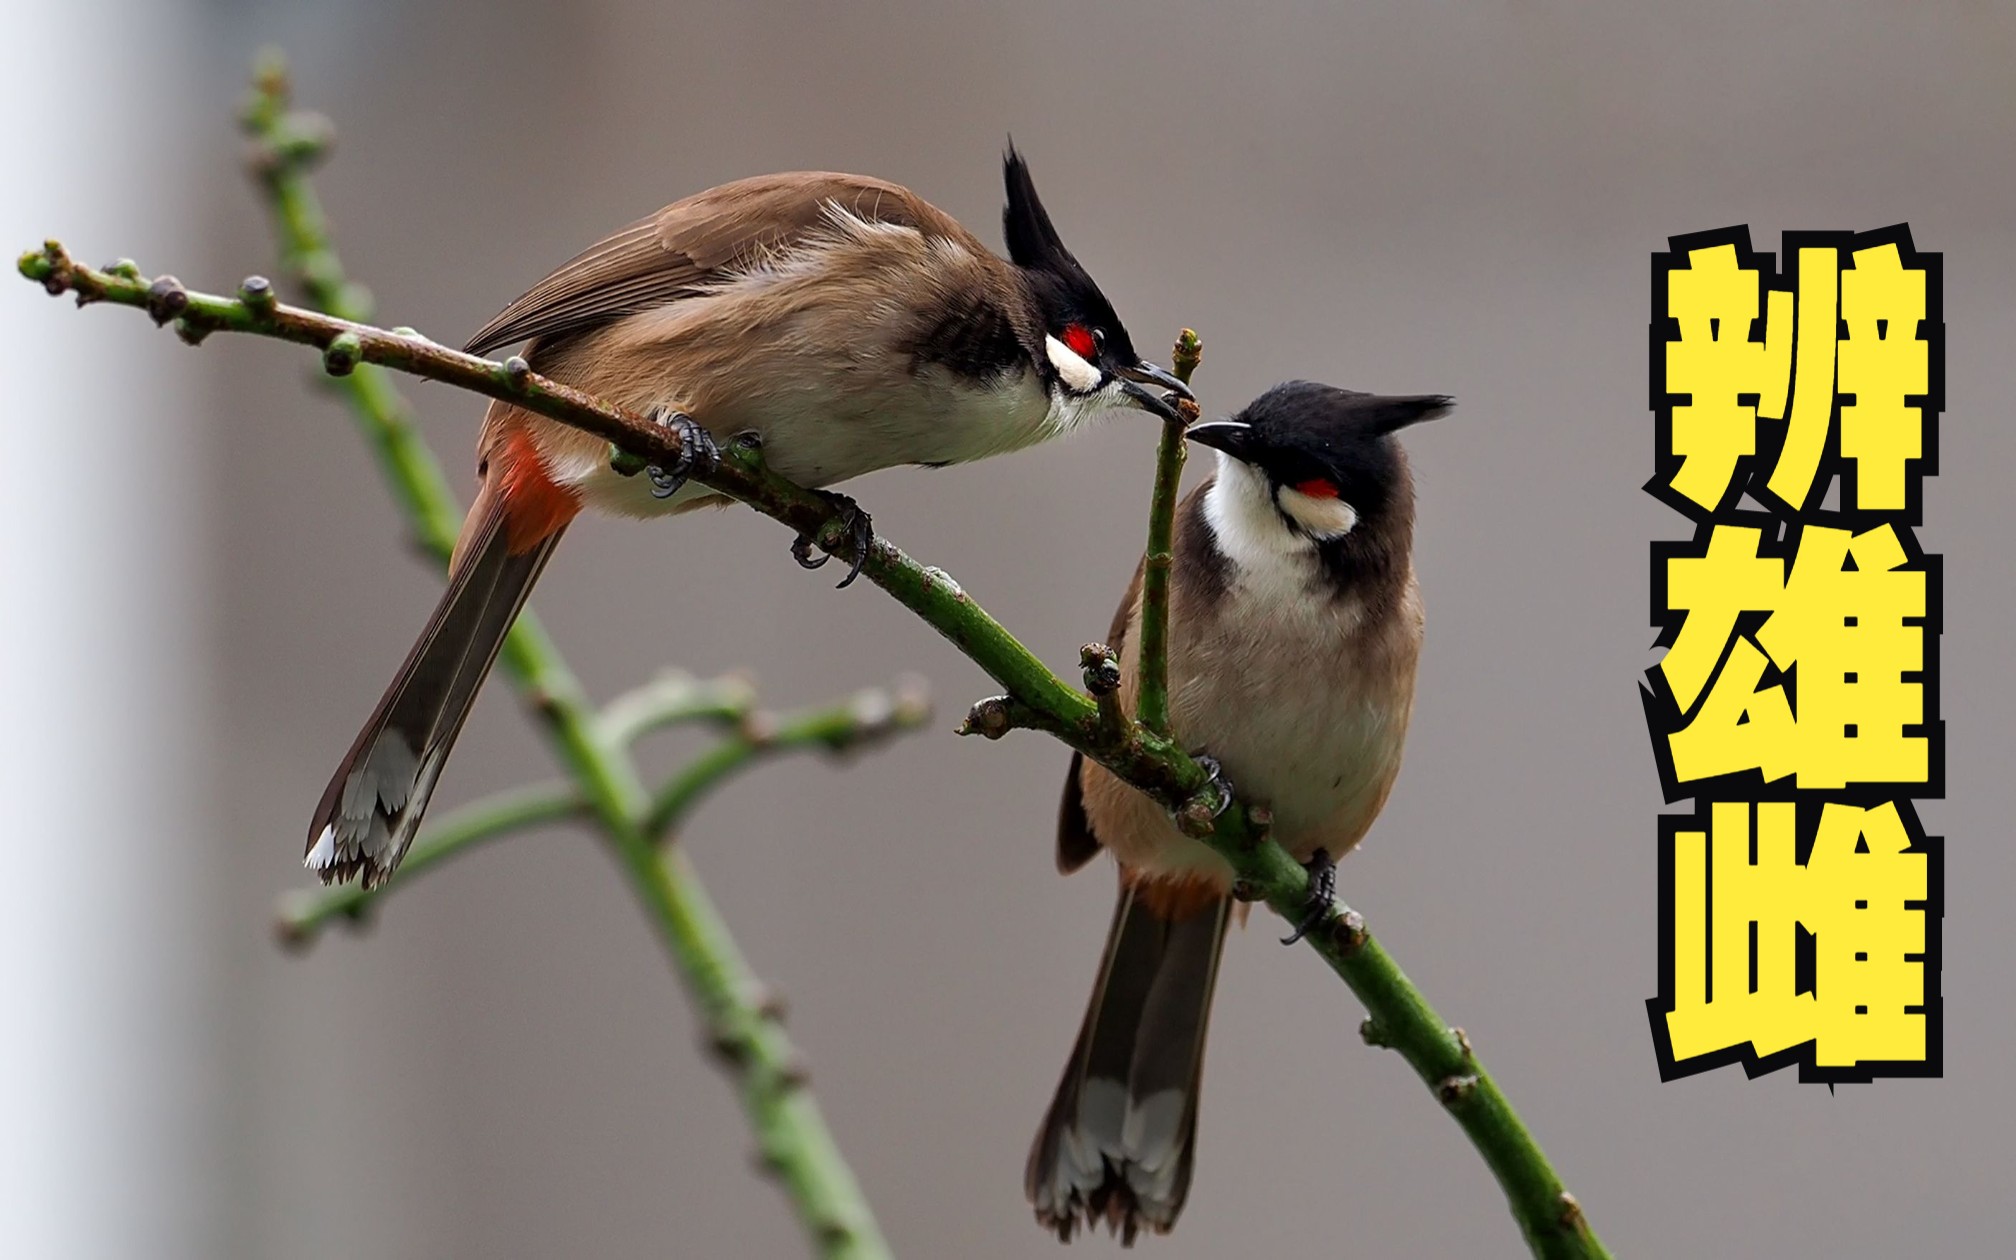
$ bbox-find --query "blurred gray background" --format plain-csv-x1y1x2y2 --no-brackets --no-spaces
6,1,2012,1256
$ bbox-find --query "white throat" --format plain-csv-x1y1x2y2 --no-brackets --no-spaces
1202,452,1365,628
1204,456,1307,569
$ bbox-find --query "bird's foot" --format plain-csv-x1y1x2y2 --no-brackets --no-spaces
791,490,874,588
1279,847,1336,946
642,409,718,499
1170,754,1238,838
1193,754,1236,819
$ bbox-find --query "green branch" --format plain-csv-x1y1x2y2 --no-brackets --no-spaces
1133,327,1202,735
228,57,893,1260
12,52,1612,1259
645,683,931,838
598,669,759,749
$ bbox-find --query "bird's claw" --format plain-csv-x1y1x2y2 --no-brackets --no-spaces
1194,754,1235,819
791,491,874,588
1279,848,1336,946
643,409,718,500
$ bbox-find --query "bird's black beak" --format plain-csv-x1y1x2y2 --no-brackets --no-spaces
1116,360,1194,423
1181,419,1254,458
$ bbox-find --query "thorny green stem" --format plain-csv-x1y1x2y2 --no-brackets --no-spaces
227,55,895,1260
1133,328,1202,736
14,52,1612,1260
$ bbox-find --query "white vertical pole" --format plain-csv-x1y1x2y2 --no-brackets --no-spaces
0,2,219,1257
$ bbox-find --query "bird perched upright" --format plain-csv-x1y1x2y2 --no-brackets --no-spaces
306,151,1190,888
1026,381,1451,1242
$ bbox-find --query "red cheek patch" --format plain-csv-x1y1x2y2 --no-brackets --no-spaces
1292,478,1341,499
1061,324,1098,360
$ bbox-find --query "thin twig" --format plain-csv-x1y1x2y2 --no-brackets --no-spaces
598,669,760,749
228,58,894,1259
1133,328,1202,735
14,58,1612,1258
645,684,932,838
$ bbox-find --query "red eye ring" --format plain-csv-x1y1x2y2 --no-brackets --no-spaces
1292,478,1341,499
1061,324,1099,360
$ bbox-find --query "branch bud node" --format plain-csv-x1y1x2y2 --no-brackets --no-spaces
1325,908,1368,957
23,240,72,295
816,1222,856,1248
1437,1074,1479,1106
322,331,362,376
1359,1017,1391,1048
145,276,188,325
1176,796,1218,838
503,355,532,388
708,1029,753,1067
1557,1192,1586,1233
958,695,1016,739
921,565,964,601
174,318,213,347
1079,643,1122,696
239,274,276,315
1172,327,1203,382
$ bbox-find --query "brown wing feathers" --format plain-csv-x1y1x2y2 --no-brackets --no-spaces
464,172,982,356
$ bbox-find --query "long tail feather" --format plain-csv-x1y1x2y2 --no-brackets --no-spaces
304,494,564,889
1027,884,1232,1243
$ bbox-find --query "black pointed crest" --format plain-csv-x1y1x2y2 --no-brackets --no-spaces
998,143,1141,367
1211,382,1451,509
1003,145,1082,275
1360,393,1456,435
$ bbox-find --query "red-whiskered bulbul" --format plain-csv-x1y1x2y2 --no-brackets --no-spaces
1025,381,1452,1242
306,152,1190,887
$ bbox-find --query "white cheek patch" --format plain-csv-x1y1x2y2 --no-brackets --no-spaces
1276,486,1360,539
1045,334,1102,394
